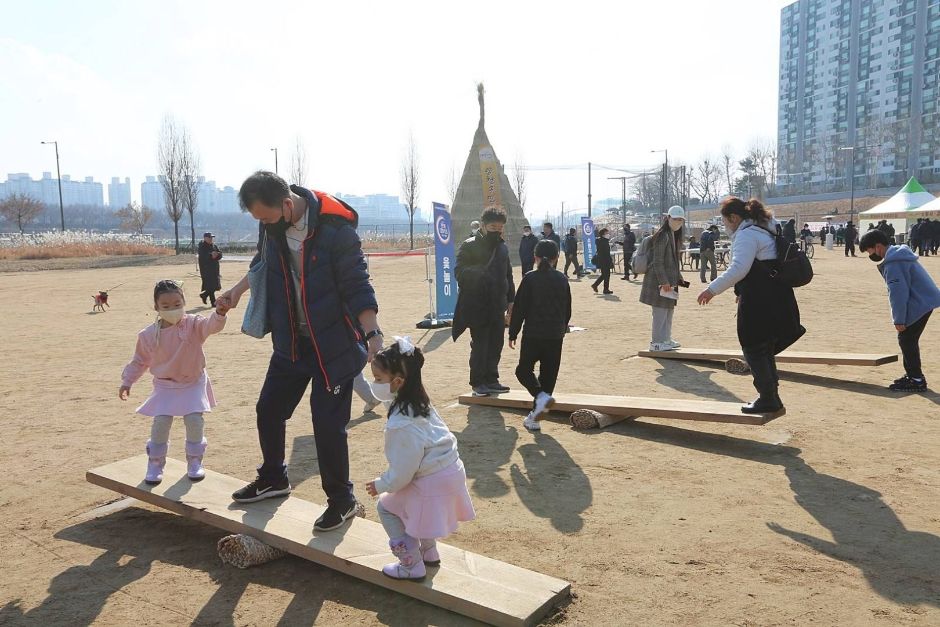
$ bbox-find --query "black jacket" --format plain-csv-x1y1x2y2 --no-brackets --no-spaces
700,230,716,251
519,233,539,267
564,233,579,254
197,240,223,292
508,267,571,341
541,231,561,248
782,222,796,243
620,230,637,252
594,236,613,269
844,224,858,244
452,231,515,340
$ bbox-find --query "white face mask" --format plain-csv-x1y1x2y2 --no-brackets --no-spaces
669,219,684,232
372,381,396,402
158,307,185,325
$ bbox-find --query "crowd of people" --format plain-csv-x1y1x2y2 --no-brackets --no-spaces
115,171,939,583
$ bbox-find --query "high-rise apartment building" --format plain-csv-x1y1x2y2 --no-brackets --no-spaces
0,172,104,207
108,177,131,208
778,0,940,193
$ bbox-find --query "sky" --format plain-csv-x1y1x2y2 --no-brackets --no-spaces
0,0,795,220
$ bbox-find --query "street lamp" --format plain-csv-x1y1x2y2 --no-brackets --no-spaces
651,149,668,213
840,145,878,226
40,140,65,231
270,147,279,174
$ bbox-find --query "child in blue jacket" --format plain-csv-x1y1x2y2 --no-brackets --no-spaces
860,229,940,391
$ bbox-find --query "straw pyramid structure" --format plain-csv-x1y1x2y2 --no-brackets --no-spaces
450,83,529,263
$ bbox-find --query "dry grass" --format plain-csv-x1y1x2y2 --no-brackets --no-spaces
0,242,172,260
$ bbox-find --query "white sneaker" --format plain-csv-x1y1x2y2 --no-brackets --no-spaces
533,391,555,417
523,412,541,431
649,342,676,352
665,339,681,349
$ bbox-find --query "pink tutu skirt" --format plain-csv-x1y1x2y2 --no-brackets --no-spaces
136,372,216,417
379,459,475,540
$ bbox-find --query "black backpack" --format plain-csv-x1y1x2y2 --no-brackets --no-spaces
750,224,814,288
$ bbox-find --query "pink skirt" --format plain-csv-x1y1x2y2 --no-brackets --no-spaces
379,459,475,540
136,372,216,417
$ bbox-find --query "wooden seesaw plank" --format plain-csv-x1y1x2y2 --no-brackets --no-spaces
87,455,569,627
638,347,897,366
459,391,781,425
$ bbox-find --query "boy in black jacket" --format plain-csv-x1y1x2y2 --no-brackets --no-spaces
508,240,572,431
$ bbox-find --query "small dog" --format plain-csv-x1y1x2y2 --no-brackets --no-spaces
92,291,110,312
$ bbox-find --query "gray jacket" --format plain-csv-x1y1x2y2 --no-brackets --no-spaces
639,229,683,308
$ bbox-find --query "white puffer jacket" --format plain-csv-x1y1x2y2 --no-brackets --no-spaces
707,219,778,296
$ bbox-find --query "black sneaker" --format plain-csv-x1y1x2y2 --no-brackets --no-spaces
892,375,911,385
487,382,511,393
314,499,359,531
741,396,784,415
889,376,927,392
232,476,292,503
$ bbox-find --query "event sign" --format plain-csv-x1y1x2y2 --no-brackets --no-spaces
433,202,457,320
479,146,502,209
581,217,596,271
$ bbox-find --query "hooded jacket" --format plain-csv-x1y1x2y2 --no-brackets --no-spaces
878,245,940,326
452,230,515,339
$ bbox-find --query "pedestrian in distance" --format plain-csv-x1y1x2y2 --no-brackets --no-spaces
591,227,615,294
699,225,719,283
197,232,223,306
697,197,805,414
365,338,475,581
508,240,571,432
518,224,539,276
640,206,688,352
844,222,858,257
563,227,585,278
619,223,638,280
859,229,940,392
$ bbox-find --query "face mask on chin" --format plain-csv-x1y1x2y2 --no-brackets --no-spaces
158,307,185,325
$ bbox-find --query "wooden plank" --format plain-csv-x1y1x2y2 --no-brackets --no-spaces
86,456,569,627
459,391,781,425
638,347,898,366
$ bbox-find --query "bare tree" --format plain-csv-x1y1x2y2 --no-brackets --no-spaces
157,114,186,254
446,163,459,205
400,132,420,250
512,156,527,211
115,201,154,235
0,193,44,233
720,145,737,198
290,135,308,186
690,155,723,204
631,171,661,210
180,128,201,253
746,138,778,196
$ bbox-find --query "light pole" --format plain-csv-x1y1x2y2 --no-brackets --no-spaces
270,147,279,174
40,140,65,231
840,145,877,226
651,149,668,213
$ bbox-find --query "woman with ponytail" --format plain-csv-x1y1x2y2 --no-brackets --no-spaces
508,240,572,431
640,206,687,351
697,197,805,414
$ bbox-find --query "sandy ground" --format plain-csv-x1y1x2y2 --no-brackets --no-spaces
1,246,939,626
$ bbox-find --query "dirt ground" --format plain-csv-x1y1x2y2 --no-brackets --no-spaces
1,246,939,626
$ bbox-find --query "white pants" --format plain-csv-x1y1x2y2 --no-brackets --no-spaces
651,306,675,344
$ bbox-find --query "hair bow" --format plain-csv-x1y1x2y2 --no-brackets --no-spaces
394,336,415,356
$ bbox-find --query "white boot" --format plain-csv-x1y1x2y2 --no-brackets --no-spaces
382,535,426,581
185,438,207,481
145,440,168,485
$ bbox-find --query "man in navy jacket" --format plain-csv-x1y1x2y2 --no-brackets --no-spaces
218,171,382,532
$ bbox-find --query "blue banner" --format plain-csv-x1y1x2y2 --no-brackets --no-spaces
433,203,457,320
581,217,596,271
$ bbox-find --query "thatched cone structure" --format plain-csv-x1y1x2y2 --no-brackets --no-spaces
450,84,529,264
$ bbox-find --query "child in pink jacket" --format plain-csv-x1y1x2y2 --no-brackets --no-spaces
120,280,226,485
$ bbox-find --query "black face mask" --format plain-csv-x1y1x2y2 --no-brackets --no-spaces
869,253,884,262
485,230,501,245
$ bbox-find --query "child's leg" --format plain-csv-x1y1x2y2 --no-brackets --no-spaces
376,499,407,539
150,415,173,445
377,499,425,580
514,336,542,399
183,413,207,480
898,312,931,379
419,538,441,566
146,416,173,485
536,339,564,396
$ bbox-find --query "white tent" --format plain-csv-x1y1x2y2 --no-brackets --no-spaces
900,191,940,218
859,177,935,219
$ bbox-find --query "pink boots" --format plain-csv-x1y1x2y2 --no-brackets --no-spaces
382,535,426,581
145,441,168,485
185,438,207,481
419,539,440,566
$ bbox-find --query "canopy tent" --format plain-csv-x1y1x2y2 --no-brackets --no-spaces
859,177,936,219
901,191,940,218
450,83,529,263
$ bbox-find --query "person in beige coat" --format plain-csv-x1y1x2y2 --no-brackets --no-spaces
639,206,686,351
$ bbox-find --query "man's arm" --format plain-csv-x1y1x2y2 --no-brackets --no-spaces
331,225,382,359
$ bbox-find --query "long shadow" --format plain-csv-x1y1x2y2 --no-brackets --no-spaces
510,433,592,533
651,359,743,403
0,507,481,627
415,328,451,354
287,433,320,489
451,405,518,498
604,421,940,607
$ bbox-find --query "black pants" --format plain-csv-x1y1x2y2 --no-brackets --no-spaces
469,315,505,387
564,252,582,276
742,340,780,401
592,267,611,292
623,251,635,277
515,336,563,400
200,289,217,305
845,241,855,256
521,262,533,278
256,345,354,507
899,311,931,379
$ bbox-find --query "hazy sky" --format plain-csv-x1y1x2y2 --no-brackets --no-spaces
1,0,794,220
